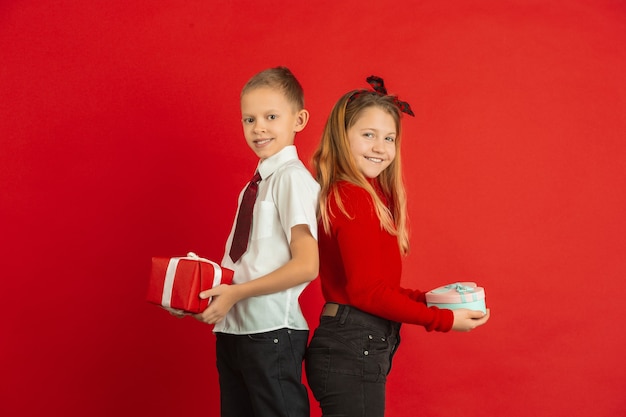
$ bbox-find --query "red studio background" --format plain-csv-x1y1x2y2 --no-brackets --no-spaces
1,1,625,416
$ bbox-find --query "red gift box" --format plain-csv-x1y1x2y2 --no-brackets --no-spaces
147,252,234,314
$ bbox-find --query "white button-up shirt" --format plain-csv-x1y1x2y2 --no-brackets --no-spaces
215,145,320,334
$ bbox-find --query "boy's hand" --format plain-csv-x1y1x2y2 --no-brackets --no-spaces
451,308,491,332
164,307,187,319
193,284,239,325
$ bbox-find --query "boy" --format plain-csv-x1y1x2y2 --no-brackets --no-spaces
195,67,319,417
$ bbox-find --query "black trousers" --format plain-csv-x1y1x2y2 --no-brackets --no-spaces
305,304,401,417
216,328,310,417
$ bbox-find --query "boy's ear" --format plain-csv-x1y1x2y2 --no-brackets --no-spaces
294,109,310,132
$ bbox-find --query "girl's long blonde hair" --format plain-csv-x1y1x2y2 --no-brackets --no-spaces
313,90,410,255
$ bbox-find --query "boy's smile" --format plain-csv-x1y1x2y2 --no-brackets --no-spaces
241,87,308,161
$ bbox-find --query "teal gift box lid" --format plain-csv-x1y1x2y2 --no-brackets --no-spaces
425,282,486,313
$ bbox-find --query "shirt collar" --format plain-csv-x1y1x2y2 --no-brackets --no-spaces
256,145,298,180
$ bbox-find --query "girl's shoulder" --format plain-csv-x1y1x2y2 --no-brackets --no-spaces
329,181,376,216
334,180,370,198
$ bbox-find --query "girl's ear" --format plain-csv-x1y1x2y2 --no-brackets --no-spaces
294,109,310,132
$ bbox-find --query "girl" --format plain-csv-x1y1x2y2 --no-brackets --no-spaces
305,76,490,417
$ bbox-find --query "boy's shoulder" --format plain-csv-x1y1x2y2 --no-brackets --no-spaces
267,158,320,202
273,157,316,182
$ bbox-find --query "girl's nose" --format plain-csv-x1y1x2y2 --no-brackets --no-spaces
372,138,384,153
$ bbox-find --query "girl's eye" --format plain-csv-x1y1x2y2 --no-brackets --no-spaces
385,136,396,142
364,132,374,138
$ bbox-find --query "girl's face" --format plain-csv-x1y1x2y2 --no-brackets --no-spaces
347,106,397,179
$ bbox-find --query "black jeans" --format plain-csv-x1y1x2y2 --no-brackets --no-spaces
216,328,310,417
305,304,401,417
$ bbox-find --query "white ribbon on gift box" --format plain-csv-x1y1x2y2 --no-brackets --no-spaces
161,252,224,309
429,282,481,303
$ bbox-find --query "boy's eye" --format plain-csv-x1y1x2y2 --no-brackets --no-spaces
243,117,254,124
268,114,277,120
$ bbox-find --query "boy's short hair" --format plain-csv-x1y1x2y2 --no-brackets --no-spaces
241,66,305,111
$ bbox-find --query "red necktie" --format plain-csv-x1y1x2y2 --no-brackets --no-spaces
229,171,261,263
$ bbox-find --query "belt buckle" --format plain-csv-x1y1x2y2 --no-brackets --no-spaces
322,303,339,317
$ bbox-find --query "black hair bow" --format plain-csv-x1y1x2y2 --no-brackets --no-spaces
365,75,415,117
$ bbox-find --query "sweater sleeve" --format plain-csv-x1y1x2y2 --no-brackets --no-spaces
332,185,454,332
397,287,427,303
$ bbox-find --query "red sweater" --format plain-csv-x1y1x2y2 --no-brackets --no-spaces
318,181,454,332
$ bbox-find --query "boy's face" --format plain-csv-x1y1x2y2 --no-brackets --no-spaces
241,87,308,161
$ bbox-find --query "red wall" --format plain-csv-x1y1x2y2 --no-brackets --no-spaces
2,1,625,416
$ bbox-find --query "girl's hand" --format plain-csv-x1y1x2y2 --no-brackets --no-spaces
451,308,491,332
193,284,239,325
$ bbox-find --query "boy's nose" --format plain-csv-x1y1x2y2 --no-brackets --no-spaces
252,119,267,132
